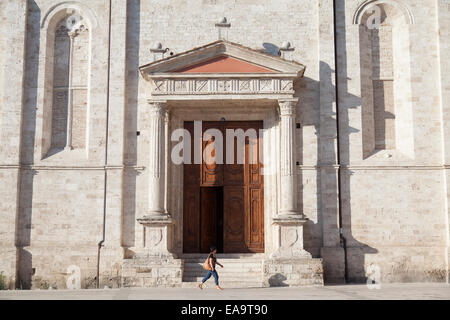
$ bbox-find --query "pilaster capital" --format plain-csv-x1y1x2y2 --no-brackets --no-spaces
148,100,168,118
278,99,298,117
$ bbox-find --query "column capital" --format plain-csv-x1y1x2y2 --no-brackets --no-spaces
278,99,298,117
148,100,168,117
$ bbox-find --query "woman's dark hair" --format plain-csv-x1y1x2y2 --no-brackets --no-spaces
209,246,216,253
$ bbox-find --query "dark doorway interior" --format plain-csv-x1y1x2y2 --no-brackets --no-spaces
200,187,223,253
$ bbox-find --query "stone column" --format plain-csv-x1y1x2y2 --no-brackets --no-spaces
137,100,174,258
278,99,302,218
64,24,88,151
270,99,310,260
146,101,169,218
65,32,75,150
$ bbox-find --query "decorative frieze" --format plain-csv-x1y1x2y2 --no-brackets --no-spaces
151,77,295,95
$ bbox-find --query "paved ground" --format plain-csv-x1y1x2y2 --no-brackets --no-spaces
0,283,449,300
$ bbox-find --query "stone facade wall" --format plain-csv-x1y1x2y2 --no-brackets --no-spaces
337,0,449,283
0,0,28,289
437,0,450,284
0,0,448,289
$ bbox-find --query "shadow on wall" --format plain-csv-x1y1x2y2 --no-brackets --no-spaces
268,273,288,287
16,0,41,290
296,23,378,284
17,170,37,289
262,43,280,57
334,0,379,283
122,0,141,254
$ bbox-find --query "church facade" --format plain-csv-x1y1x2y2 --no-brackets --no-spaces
0,0,449,289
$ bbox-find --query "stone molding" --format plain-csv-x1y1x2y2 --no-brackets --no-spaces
140,40,304,100
137,214,174,226
272,215,308,225
140,40,305,75
149,76,295,97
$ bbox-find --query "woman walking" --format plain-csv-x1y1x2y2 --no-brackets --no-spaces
198,246,223,291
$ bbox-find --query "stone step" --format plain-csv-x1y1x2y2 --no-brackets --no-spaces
183,270,262,276
183,275,263,282
184,259,263,264
182,253,264,259
183,271,262,278
186,269,262,273
184,263,262,270
181,280,265,288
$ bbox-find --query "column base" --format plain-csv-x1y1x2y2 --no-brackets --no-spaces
136,214,175,258
270,215,309,259
265,214,324,286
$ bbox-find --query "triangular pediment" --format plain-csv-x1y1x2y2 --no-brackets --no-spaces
139,40,305,79
174,55,276,73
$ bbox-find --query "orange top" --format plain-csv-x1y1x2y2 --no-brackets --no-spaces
174,56,275,73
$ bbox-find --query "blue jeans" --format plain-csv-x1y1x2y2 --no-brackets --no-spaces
202,270,219,285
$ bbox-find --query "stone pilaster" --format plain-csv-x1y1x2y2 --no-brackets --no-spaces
145,100,170,218
264,98,323,285
64,24,88,151
136,100,175,258
278,99,302,218
269,99,311,260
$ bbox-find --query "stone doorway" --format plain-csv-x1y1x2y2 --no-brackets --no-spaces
126,40,324,287
183,121,265,254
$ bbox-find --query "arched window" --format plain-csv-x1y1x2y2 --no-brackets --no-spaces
357,1,414,158
48,14,90,154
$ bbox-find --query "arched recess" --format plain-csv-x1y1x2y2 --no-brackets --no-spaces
40,2,97,158
353,0,414,26
355,0,415,159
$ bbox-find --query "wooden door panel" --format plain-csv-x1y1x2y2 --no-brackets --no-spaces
200,188,218,253
184,121,200,186
223,186,247,253
243,121,264,252
183,186,200,253
201,137,223,186
183,122,200,253
244,121,262,186
224,134,244,186
224,164,244,185
247,187,264,252
201,123,223,186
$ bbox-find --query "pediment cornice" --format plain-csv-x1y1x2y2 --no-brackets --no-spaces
139,40,305,100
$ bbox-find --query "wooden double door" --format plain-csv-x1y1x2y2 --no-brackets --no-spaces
183,121,264,253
